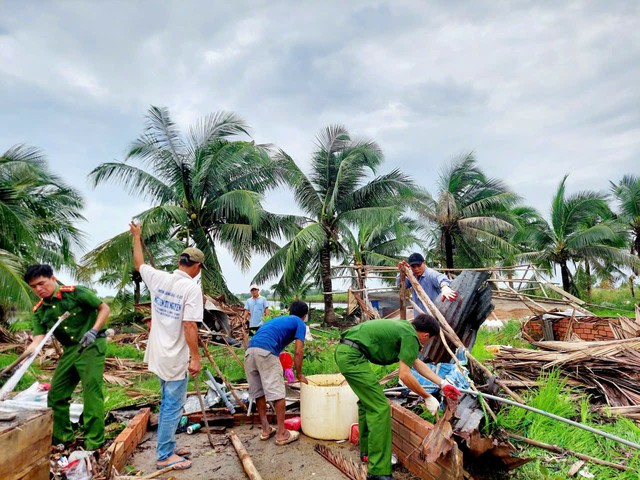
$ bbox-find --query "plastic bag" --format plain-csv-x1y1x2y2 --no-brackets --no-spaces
61,457,92,480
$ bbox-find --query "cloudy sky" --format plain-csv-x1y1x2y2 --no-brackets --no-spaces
1,1,638,295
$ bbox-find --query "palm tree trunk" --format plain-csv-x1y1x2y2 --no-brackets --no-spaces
444,230,455,269
134,279,141,305
320,243,335,325
585,262,592,303
634,230,640,274
560,261,573,294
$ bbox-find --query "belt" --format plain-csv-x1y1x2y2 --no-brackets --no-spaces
340,338,364,354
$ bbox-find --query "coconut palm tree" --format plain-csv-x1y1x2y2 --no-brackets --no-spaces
413,153,520,269
610,175,640,264
253,125,415,324
519,175,637,295
492,205,547,289
0,144,85,316
86,106,286,300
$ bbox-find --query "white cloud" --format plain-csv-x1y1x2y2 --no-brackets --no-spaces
1,1,638,295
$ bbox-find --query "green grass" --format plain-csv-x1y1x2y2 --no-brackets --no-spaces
470,319,532,363
588,287,637,316
106,342,145,361
0,351,46,391
300,293,349,303
103,375,160,411
496,370,640,479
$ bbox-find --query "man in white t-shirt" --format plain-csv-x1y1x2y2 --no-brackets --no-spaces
130,222,203,471
243,284,269,334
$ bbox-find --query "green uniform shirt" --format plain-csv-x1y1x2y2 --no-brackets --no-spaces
31,286,104,347
341,319,421,366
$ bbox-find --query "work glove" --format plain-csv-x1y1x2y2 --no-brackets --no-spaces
440,378,461,401
397,261,410,270
441,285,458,301
79,329,98,349
423,395,440,415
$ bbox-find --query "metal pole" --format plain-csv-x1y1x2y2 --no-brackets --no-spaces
458,388,640,451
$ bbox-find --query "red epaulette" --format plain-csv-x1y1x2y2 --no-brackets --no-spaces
32,299,43,312
54,285,76,300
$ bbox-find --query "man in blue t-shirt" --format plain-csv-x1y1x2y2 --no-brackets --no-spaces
244,301,309,446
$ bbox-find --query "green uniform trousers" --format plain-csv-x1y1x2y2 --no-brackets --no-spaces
335,343,392,476
48,338,106,450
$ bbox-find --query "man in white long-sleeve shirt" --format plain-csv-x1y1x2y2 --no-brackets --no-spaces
396,252,458,313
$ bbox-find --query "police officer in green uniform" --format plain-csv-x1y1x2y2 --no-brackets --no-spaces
335,315,461,480
24,264,110,451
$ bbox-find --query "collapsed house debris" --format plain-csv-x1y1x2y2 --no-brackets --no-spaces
2,262,639,479
492,337,640,420
523,309,640,342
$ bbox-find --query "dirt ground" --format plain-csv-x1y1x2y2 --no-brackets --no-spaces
126,424,419,480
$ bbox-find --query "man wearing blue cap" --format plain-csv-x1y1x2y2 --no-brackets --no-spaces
396,252,457,313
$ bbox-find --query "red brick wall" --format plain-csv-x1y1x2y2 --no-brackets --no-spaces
524,316,616,342
390,402,463,480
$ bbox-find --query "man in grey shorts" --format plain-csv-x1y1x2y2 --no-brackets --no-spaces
244,300,309,446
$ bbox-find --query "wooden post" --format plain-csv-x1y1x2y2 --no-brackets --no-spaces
228,429,263,480
399,270,407,320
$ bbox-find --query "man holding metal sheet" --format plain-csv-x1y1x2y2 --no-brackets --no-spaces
24,264,111,451
335,314,461,480
130,221,204,471
396,252,457,313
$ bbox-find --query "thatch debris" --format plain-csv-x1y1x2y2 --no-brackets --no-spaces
491,337,640,417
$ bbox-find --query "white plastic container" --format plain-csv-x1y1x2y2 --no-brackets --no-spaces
300,374,358,440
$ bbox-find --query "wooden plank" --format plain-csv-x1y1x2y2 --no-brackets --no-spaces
544,283,586,305
107,407,151,473
0,409,52,480
11,460,50,480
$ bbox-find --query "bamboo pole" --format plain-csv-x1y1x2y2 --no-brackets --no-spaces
228,429,263,480
198,336,247,411
400,265,526,405
221,335,245,370
193,375,216,449
507,434,631,471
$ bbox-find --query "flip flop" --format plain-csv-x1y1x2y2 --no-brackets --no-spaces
260,426,277,441
275,430,300,446
174,447,192,458
156,456,192,470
